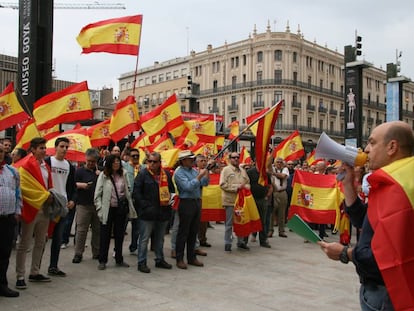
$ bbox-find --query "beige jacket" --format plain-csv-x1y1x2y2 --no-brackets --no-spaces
219,165,250,206
94,170,137,225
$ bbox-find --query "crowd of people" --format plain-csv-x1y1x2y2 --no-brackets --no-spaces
0,120,413,311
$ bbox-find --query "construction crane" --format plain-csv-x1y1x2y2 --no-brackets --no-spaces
0,2,126,9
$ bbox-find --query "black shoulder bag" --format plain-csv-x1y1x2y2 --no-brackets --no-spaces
110,176,129,215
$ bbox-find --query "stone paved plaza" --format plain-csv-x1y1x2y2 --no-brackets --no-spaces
3,223,360,310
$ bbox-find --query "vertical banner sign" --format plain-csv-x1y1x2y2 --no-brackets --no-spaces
386,81,400,122
344,66,363,148
17,0,54,114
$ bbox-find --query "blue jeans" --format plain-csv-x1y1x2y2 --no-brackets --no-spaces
49,217,65,269
129,219,140,252
224,205,245,246
360,284,394,311
138,219,168,265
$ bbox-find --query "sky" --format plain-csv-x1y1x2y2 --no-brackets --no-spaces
1,0,413,97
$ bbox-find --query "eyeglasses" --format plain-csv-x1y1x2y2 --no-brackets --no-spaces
131,155,139,158
230,156,239,159
147,160,159,163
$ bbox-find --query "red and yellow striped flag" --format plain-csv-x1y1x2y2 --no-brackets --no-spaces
15,119,41,150
46,128,92,162
239,145,252,164
288,170,343,225
0,82,29,131
87,119,111,147
140,94,184,142
227,120,239,140
150,133,174,152
15,154,52,223
246,107,270,136
201,174,225,222
233,188,262,237
367,157,414,310
77,15,143,55
184,116,216,144
33,81,92,130
109,95,140,142
272,130,305,161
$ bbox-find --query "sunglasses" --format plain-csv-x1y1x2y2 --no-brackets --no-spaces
147,160,159,163
131,155,139,158
231,156,240,159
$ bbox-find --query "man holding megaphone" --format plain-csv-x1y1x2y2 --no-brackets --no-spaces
318,121,414,311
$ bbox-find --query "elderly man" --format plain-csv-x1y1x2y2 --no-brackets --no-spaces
270,157,288,238
173,150,209,269
319,121,414,311
133,152,175,273
0,142,22,297
220,152,250,251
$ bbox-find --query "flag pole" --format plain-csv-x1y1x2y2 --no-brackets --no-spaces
132,16,144,96
213,100,284,160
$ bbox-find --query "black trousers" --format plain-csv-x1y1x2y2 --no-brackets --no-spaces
0,215,17,285
176,199,201,262
99,207,127,264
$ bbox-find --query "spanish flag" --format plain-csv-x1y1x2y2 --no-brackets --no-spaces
150,133,174,152
227,120,239,141
46,128,92,162
15,154,52,224
255,102,282,185
87,119,111,147
201,174,225,221
109,95,140,142
239,145,252,164
40,124,61,141
159,148,180,169
233,188,262,237
215,135,225,153
33,81,92,130
0,82,29,131
246,107,270,136
76,15,143,55
175,125,199,149
306,149,322,166
367,157,414,310
272,130,305,161
190,141,216,157
288,170,343,225
140,94,184,142
15,119,41,150
184,116,216,144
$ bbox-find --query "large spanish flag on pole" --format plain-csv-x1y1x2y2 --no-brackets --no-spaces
0,82,29,131
227,120,239,140
201,174,225,221
246,107,270,136
140,94,184,142
46,128,92,162
184,116,216,144
288,170,343,225
33,81,92,130
76,15,143,56
255,102,282,185
367,157,414,310
272,130,305,161
109,95,140,142
15,155,52,224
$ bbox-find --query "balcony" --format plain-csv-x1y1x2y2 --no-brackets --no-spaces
209,106,219,113
292,102,301,109
318,106,328,113
376,119,382,125
367,117,374,125
253,101,264,109
329,109,337,116
306,104,315,111
340,110,344,117
227,104,238,112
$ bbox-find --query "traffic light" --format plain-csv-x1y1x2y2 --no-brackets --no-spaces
187,75,192,92
355,35,362,56
396,60,401,73
386,63,397,79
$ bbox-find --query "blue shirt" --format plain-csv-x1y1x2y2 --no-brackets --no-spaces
173,166,209,199
0,164,22,215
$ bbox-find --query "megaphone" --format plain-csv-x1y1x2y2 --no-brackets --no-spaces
315,132,367,167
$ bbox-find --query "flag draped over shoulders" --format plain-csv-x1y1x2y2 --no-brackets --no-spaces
367,157,414,310
15,155,52,223
77,15,143,55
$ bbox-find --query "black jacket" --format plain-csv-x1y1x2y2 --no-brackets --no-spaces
133,167,175,221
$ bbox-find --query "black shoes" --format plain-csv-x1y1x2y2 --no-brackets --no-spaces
237,243,250,250
116,262,130,268
260,242,271,248
72,254,82,264
155,260,172,269
98,263,106,270
224,244,232,252
138,264,151,273
15,279,27,289
48,267,66,277
29,274,51,282
0,285,19,297
200,242,212,247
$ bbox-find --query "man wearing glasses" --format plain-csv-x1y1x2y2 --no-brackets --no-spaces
220,152,250,251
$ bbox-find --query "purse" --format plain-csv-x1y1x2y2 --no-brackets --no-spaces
110,176,129,215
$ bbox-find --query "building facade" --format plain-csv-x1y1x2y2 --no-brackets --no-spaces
120,24,413,148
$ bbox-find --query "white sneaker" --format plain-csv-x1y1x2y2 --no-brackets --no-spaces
60,243,68,249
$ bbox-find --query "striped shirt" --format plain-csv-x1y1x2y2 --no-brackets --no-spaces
0,164,22,215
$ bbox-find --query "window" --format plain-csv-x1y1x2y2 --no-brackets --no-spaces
231,57,235,69
308,76,312,88
307,117,312,128
293,51,297,63
330,121,334,132
166,72,171,81
212,99,218,112
307,95,312,106
274,91,282,103
232,76,237,88
243,74,247,84
151,76,156,84
231,96,237,106
274,50,282,61
257,71,263,84
274,70,282,83
319,119,324,130
293,72,298,85
231,116,237,122
213,80,218,92
243,55,247,66
256,91,263,104
293,115,298,128
173,70,179,78
158,74,164,82
257,51,263,63
235,56,239,67
330,82,334,93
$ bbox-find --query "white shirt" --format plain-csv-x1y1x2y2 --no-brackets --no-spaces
50,156,70,199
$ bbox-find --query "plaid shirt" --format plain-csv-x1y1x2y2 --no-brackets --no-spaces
0,164,22,215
